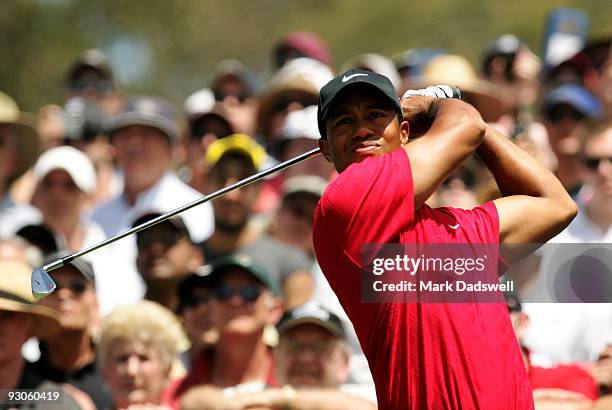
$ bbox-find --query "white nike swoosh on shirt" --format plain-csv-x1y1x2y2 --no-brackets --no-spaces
448,224,460,230
342,73,369,82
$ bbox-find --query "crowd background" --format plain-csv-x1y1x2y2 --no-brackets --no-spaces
1,1,612,409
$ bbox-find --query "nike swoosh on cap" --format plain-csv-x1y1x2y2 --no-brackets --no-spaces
447,224,460,230
342,73,369,83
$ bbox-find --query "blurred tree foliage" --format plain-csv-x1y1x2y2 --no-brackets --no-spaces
1,0,610,112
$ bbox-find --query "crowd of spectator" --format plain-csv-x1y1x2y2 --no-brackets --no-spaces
0,23,611,409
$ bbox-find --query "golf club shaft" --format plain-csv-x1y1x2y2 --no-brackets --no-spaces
42,147,322,273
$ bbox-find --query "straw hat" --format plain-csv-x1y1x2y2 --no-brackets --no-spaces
0,260,60,339
0,91,40,183
406,55,513,123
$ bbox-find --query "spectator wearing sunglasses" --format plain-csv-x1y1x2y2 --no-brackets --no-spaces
64,49,125,118
32,251,114,409
176,270,219,371
165,254,284,410
540,83,603,198
133,213,203,312
183,89,235,194
210,59,260,136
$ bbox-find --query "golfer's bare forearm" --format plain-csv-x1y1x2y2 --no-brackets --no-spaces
476,125,577,244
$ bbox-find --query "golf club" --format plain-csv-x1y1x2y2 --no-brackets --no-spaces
32,147,322,299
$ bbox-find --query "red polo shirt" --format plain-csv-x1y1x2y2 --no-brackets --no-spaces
313,148,533,409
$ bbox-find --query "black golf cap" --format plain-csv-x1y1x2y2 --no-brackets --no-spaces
317,69,402,138
278,301,345,339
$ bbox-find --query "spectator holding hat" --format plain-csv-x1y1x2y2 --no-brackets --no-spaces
0,260,89,409
0,91,42,238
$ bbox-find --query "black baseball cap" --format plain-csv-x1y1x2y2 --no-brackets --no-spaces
177,266,215,313
317,69,402,138
132,212,192,242
278,301,345,339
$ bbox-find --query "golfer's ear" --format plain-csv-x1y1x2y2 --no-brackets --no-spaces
318,138,333,163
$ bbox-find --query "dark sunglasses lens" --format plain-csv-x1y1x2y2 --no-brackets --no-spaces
584,158,600,170
215,286,261,302
214,286,232,301
56,279,87,294
241,287,262,302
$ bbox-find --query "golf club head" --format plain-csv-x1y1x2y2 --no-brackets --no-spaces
32,266,57,300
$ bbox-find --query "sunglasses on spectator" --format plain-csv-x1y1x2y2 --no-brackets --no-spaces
583,156,612,170
70,79,112,93
53,277,89,295
183,294,212,309
214,91,250,103
214,285,263,303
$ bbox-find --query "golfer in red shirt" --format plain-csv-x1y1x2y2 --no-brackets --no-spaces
313,69,577,409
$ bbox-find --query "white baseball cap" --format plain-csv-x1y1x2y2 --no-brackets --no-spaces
33,146,96,193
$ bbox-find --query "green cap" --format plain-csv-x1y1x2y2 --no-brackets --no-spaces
209,254,281,297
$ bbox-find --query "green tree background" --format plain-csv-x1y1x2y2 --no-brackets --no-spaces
1,0,610,112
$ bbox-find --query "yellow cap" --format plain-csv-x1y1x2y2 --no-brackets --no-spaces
205,133,267,169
